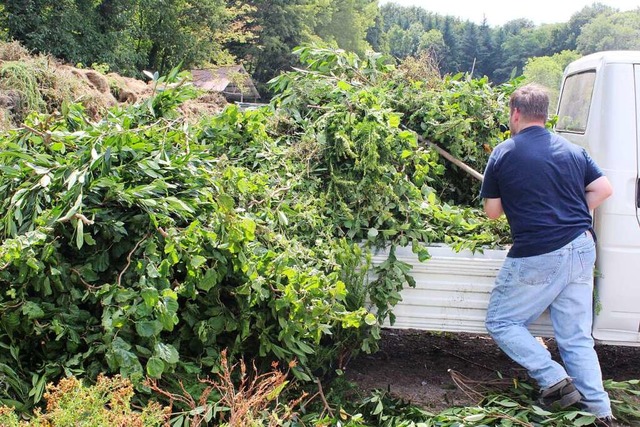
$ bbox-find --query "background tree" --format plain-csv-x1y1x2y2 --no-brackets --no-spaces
380,3,419,31
475,18,494,79
2,0,112,66
366,10,388,52
313,0,378,56
3,0,639,95
418,29,446,64
1,0,251,77
438,17,461,73
488,27,508,81
0,4,5,41
561,3,617,51
128,0,251,76
522,50,580,109
459,22,479,75
390,22,426,58
576,9,640,53
491,19,538,83
387,25,410,58
223,0,313,92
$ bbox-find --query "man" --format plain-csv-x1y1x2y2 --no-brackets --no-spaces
480,84,615,424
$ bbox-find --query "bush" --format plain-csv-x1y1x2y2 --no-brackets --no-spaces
0,47,510,416
0,375,168,426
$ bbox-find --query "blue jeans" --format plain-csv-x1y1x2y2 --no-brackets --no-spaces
485,231,611,417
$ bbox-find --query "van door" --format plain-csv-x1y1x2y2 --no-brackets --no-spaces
588,60,640,346
557,52,640,346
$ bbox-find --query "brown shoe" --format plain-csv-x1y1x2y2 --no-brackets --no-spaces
537,378,582,411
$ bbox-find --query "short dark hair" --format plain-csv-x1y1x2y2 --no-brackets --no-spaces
510,84,549,122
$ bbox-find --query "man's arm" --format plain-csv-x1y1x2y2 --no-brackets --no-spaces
585,176,613,210
483,197,504,219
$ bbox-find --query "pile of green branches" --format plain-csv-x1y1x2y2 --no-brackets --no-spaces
0,45,510,423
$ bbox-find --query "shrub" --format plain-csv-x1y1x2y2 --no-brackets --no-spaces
0,47,510,415
0,375,169,426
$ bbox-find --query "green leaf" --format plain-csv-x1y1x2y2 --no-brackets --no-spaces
29,374,47,403
141,288,159,308
463,413,485,422
241,218,256,240
51,141,65,152
190,255,207,269
165,196,195,214
158,300,179,331
531,405,553,416
171,415,184,427
494,399,519,407
146,356,165,378
198,269,218,292
76,219,84,249
364,313,377,326
146,262,160,278
218,194,235,211
59,192,83,222
572,415,597,426
297,341,314,355
277,210,289,226
337,80,352,91
388,114,401,128
155,343,179,364
22,302,45,320
135,320,163,338
83,233,96,246
417,248,430,262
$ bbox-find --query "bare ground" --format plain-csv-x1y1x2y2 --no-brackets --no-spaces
345,328,640,413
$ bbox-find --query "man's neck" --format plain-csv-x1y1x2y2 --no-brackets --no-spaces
517,121,545,134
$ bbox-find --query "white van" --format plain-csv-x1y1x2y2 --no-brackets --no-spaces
374,51,640,347
555,51,640,346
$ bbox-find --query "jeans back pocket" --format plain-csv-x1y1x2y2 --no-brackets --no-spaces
516,252,563,285
576,246,596,282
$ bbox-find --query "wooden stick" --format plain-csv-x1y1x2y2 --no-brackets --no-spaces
315,377,335,418
400,123,485,182
414,133,485,182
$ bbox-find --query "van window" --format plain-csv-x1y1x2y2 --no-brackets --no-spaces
556,71,596,133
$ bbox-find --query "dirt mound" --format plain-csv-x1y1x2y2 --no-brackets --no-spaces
106,72,154,103
0,41,226,129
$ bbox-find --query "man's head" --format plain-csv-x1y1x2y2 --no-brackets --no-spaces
509,84,549,135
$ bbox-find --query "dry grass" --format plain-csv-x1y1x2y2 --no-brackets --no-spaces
396,50,442,84
0,375,170,427
0,41,32,62
0,41,142,129
146,349,307,427
0,40,233,130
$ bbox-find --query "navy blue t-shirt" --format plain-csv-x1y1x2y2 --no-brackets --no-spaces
480,126,603,258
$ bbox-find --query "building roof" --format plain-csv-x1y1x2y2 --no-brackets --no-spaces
191,65,260,99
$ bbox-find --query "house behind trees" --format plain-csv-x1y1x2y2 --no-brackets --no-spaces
191,65,261,102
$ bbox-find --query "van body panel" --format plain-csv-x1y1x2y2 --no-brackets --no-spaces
556,51,640,346
371,246,554,337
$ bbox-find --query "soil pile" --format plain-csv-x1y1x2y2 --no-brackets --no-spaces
0,41,226,129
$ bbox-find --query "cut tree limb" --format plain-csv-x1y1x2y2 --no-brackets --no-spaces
413,132,485,182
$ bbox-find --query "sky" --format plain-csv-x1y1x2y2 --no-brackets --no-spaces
379,0,640,26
